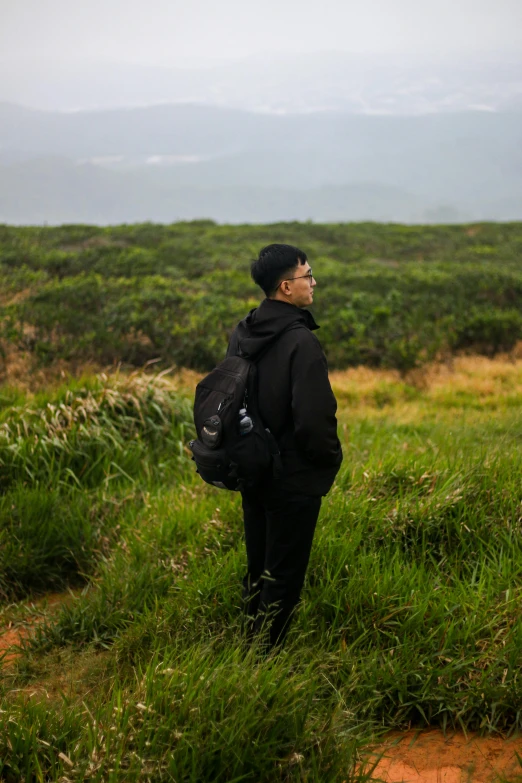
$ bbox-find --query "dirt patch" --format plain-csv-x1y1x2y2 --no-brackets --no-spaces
365,729,522,782
0,287,33,308
0,592,76,667
0,626,29,665
7,647,112,706
1,592,111,707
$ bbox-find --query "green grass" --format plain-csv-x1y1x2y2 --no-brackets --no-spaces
0,371,193,601
1,361,522,781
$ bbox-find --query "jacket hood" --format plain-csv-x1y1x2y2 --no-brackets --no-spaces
235,298,319,360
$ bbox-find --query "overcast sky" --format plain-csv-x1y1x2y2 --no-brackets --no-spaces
2,0,522,66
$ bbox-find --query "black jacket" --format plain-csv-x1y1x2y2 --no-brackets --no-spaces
227,298,343,496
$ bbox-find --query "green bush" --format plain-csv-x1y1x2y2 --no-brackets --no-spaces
2,221,522,370
454,309,522,356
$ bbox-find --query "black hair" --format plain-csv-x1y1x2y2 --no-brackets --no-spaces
250,243,307,297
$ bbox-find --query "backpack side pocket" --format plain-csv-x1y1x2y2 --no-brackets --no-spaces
189,439,239,491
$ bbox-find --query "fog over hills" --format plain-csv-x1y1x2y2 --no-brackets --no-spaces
0,52,521,224
2,52,522,114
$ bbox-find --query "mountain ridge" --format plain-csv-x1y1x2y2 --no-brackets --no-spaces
1,100,520,224
2,156,519,226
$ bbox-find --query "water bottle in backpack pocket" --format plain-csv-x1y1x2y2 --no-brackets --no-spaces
238,408,253,435
188,355,282,491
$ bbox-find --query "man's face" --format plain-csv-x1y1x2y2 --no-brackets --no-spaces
278,261,316,308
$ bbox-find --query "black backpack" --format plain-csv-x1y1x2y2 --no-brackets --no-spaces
189,327,299,491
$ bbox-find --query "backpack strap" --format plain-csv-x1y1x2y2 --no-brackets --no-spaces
246,322,304,480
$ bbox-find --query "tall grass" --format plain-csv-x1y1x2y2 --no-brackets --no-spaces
2,642,373,782
0,370,193,600
2,358,522,781
0,370,193,490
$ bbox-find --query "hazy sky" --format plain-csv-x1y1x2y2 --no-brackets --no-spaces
2,0,522,65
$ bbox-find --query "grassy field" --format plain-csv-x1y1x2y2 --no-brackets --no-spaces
1,356,522,782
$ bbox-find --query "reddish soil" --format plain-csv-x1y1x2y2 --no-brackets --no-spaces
366,729,522,782
0,592,73,666
0,625,28,665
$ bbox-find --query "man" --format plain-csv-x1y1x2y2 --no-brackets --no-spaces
227,243,343,649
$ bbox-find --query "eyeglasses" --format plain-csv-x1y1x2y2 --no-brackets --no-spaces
279,268,314,286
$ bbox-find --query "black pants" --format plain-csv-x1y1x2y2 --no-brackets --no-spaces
241,485,322,649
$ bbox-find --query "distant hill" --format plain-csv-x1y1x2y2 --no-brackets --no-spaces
1,102,521,223
0,157,432,224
